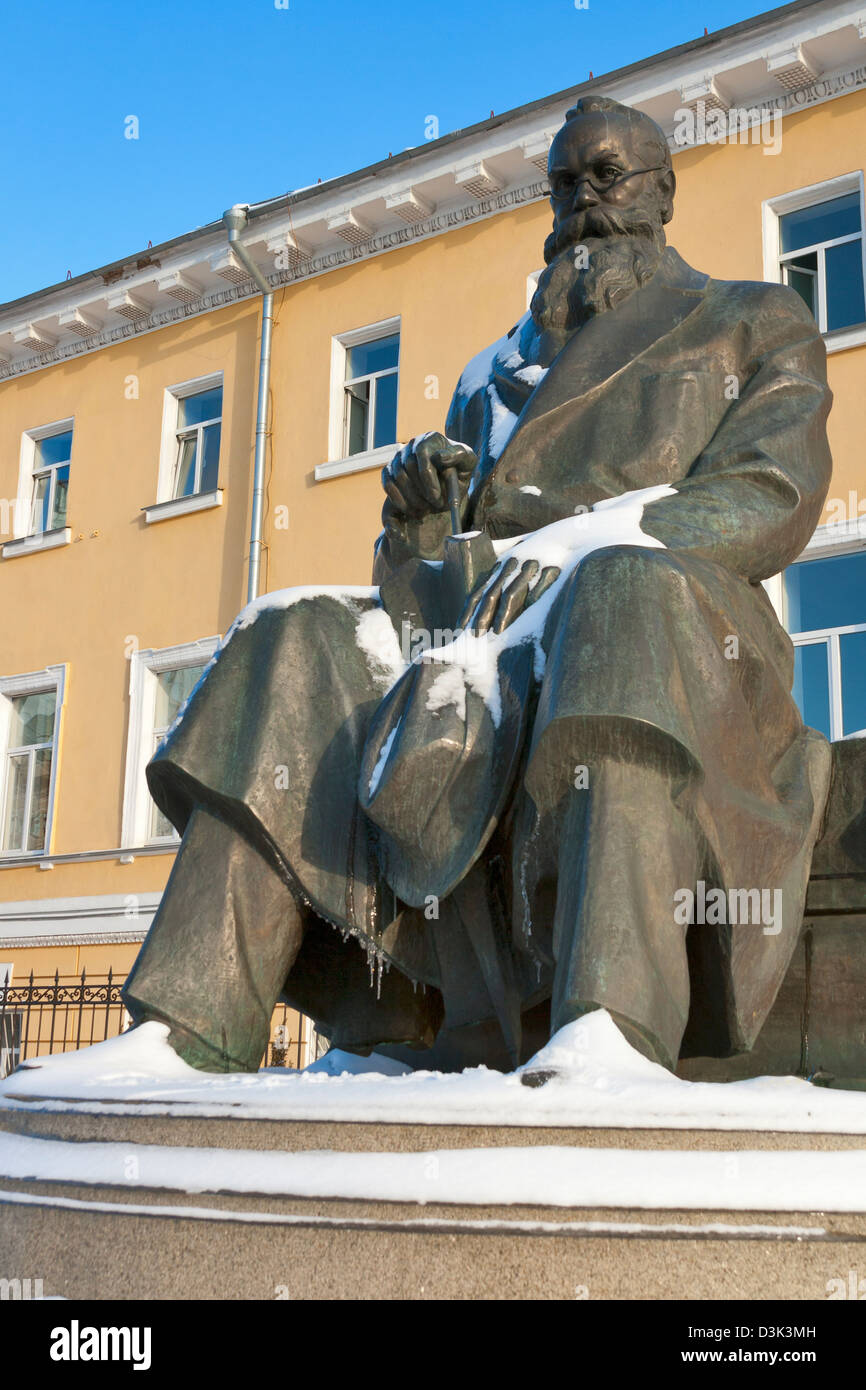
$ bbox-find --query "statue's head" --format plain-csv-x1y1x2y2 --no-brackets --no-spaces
531,97,676,355
544,96,675,265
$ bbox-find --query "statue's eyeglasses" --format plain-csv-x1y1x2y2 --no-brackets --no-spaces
549,164,666,200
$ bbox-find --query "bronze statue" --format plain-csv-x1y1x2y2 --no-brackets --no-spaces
123,96,832,1075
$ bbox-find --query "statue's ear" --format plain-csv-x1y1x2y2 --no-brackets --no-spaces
658,169,676,224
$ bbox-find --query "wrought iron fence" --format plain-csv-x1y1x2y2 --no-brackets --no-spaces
0,969,315,1078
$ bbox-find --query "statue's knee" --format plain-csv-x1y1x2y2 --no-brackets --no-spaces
576,543,678,588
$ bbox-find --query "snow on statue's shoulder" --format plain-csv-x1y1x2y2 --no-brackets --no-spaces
455,315,529,400
229,584,378,637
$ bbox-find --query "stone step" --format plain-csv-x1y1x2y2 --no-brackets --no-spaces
5,1102,866,1152
3,1101,866,1299
2,1174,865,1300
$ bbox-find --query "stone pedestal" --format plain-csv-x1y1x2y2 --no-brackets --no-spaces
2,1099,866,1301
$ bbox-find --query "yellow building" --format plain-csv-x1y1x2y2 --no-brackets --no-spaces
1,0,865,1067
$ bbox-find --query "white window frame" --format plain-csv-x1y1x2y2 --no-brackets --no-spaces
526,269,543,310
0,665,66,859
121,638,220,848
0,964,12,988
317,317,401,481
762,173,866,353
781,534,866,742
3,419,74,558
147,373,224,522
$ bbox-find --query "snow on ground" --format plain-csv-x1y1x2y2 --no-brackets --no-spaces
5,1011,866,1136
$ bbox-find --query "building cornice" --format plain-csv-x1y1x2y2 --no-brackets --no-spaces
2,0,866,381
0,179,550,381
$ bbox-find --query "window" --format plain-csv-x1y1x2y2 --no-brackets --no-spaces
764,176,866,340
343,333,399,457
148,665,208,840
0,667,65,857
122,640,220,847
784,550,866,741
319,318,401,480
29,427,73,534
147,374,225,522
4,419,75,556
172,384,222,499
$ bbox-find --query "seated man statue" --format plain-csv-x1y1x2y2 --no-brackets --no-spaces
123,95,833,1076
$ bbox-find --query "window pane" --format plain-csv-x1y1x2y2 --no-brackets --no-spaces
153,664,206,734
840,630,866,737
173,435,198,499
373,370,398,449
35,430,73,468
30,473,50,534
792,642,831,739
199,423,221,493
9,692,55,748
149,781,175,841
2,754,29,852
785,553,866,633
26,746,52,852
825,239,866,331
178,387,222,428
346,334,399,380
344,380,369,456
780,193,861,253
51,463,70,529
783,252,817,318
149,730,175,837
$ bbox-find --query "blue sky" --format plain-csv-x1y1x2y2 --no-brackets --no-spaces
1,0,775,304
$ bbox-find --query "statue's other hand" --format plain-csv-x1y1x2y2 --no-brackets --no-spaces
381,432,477,519
460,558,561,635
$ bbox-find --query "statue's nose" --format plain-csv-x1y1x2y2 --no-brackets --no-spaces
572,177,600,209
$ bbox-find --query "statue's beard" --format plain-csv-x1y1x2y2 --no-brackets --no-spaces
531,204,666,356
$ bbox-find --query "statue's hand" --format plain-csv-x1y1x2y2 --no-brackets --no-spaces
460,556,561,635
381,432,476,519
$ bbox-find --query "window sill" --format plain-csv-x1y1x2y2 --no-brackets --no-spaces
142,489,223,524
824,322,866,354
2,526,72,559
0,843,179,869
315,443,401,483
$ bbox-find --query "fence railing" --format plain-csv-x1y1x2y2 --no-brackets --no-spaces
0,969,315,1078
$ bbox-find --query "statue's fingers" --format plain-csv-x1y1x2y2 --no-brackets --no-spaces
457,579,489,629
492,560,540,634
432,439,478,478
471,557,520,633
523,565,561,609
383,476,414,515
414,432,449,467
407,450,446,509
395,460,431,514
391,443,413,478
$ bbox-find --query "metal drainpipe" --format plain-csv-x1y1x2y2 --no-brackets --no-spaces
222,204,274,604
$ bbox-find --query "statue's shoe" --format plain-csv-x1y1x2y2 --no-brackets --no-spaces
517,1008,676,1088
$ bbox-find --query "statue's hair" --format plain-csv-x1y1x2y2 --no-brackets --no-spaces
562,95,672,175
